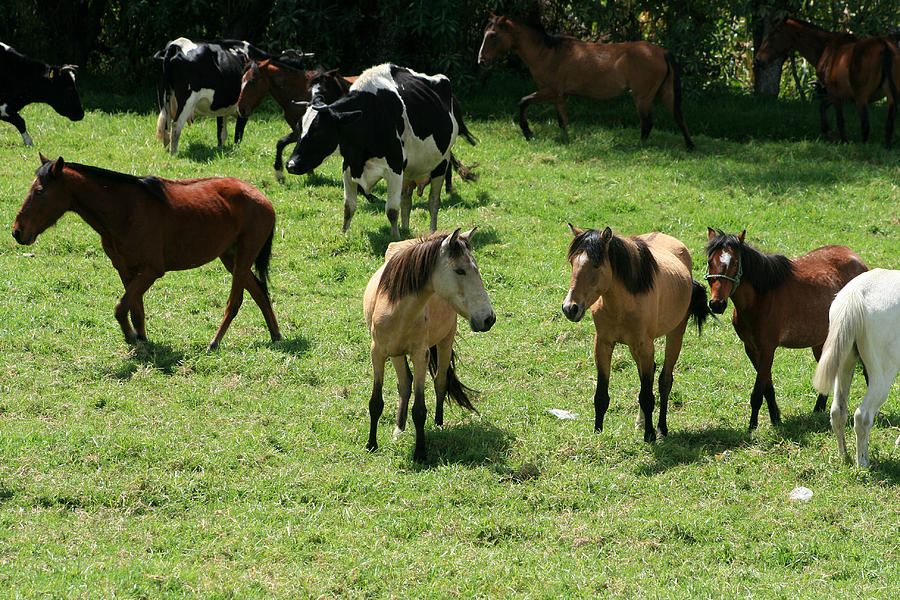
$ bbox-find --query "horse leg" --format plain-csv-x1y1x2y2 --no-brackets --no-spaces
834,99,848,143
340,169,360,234
854,376,892,469
592,338,615,432
392,356,412,437
220,251,282,343
633,96,654,142
628,340,657,442
885,97,896,148
410,346,430,462
233,115,248,144
517,89,557,141
830,352,856,464
657,79,695,149
1,112,33,146
274,128,299,182
432,335,454,428
856,103,870,143
400,181,413,233
553,97,569,138
114,270,159,344
811,344,828,412
819,96,833,139
367,346,386,452
658,324,687,438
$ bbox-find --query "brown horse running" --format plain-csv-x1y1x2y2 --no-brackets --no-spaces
363,229,495,462
562,226,711,441
705,228,868,430
477,13,694,148
755,16,899,147
12,154,282,351
238,61,355,180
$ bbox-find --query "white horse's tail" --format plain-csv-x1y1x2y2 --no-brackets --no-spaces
813,287,867,394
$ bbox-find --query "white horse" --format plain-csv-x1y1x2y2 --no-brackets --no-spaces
363,228,496,462
813,269,900,468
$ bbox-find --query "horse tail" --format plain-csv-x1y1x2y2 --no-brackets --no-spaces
253,222,275,300
688,279,713,334
452,96,478,146
664,51,685,123
812,287,866,395
449,152,478,183
428,346,479,413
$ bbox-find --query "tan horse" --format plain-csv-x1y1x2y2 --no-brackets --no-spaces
363,229,496,462
562,226,710,441
477,13,694,148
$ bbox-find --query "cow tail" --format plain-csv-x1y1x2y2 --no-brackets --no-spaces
688,279,713,334
253,222,275,300
452,96,478,146
428,346,479,413
449,153,478,183
155,56,173,144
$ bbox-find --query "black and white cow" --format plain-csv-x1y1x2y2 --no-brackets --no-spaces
285,63,476,237
154,38,268,154
0,42,84,146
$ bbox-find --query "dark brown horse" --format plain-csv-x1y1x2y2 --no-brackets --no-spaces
704,228,868,430
477,13,694,148
755,17,899,147
237,61,355,180
12,155,282,351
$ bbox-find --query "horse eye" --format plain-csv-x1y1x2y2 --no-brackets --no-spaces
454,268,465,276
34,187,45,196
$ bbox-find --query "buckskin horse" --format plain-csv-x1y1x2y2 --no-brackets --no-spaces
755,16,900,147
12,155,282,351
705,228,867,430
477,13,694,148
562,226,710,441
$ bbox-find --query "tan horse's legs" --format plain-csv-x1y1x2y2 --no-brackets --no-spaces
592,337,615,432
658,323,688,438
392,356,412,437
628,339,658,442
367,346,386,452
114,270,159,344
410,346,430,462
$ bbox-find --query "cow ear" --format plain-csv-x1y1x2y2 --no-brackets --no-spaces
334,110,362,126
568,223,583,237
738,230,746,243
600,226,613,243
51,157,65,176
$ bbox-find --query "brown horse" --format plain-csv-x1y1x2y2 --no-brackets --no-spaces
755,16,899,147
704,228,868,430
12,154,282,351
477,13,694,148
363,229,495,462
562,226,711,441
238,60,356,181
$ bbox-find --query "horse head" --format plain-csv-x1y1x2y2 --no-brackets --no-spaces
478,14,515,68
12,154,72,246
705,227,745,313
237,60,269,117
562,224,616,322
754,16,794,68
431,228,496,332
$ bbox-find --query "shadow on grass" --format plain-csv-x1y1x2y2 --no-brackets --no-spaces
365,224,504,258
407,420,515,469
777,409,832,444
180,141,240,163
263,334,312,356
112,340,187,379
636,425,751,476
869,458,900,485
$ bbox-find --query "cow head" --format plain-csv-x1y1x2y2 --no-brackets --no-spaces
285,103,361,175
45,65,85,121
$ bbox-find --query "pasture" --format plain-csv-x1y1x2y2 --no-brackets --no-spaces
0,74,898,598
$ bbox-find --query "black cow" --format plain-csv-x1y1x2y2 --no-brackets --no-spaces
154,38,268,154
0,42,84,146
285,63,476,237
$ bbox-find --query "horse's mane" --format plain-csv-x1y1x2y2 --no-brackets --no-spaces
568,229,659,295
377,232,470,303
706,230,794,294
503,14,572,49
39,161,167,203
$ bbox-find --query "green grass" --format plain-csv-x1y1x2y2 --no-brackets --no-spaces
0,76,898,598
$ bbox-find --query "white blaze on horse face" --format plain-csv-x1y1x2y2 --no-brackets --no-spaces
719,251,732,268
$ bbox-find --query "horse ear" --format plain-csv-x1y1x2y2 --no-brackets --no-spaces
568,222,583,237
601,226,613,243
738,230,746,243
441,228,462,251
39,152,50,164
51,157,65,176
459,227,477,244
707,227,717,240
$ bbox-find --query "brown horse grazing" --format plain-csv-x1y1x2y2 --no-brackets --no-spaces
755,17,899,147
477,13,694,148
238,60,356,181
363,229,496,462
562,226,711,441
704,228,868,430
12,154,282,351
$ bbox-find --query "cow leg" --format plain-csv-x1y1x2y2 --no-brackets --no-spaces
170,91,197,155
274,128,299,182
384,170,404,238
400,182,413,233
216,117,227,146
340,169,360,234
427,160,448,233
233,115,247,144
1,112,32,146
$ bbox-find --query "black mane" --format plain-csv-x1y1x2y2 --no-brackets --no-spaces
38,160,167,203
378,232,470,303
705,230,794,294
568,229,658,295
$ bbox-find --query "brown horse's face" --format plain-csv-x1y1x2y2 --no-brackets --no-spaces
705,228,745,314
478,16,514,68
12,155,71,246
754,18,792,68
237,61,270,118
562,226,614,323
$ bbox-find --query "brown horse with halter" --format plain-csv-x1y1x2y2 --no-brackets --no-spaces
563,226,711,441
755,16,899,147
704,228,868,430
12,154,282,351
238,59,355,181
477,13,694,148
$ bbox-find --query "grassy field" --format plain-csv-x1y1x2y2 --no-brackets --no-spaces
0,73,898,598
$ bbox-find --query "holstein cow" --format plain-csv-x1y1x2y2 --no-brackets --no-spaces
0,42,84,146
285,63,476,237
154,38,268,154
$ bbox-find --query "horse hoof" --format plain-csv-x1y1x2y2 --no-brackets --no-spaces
206,341,219,352
656,426,668,438
271,331,283,342
413,449,427,462
644,429,657,443
366,442,378,453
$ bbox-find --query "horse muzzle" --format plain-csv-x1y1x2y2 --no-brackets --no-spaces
12,227,34,246
562,302,586,323
470,310,496,332
709,298,728,314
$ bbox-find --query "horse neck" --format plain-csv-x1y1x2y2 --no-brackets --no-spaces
380,282,435,326
267,65,308,107
64,170,133,241
786,22,837,65
508,21,554,71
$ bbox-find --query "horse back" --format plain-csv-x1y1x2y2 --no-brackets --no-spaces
559,40,669,99
820,36,899,102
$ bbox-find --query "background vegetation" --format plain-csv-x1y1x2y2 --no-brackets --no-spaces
0,65,898,596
